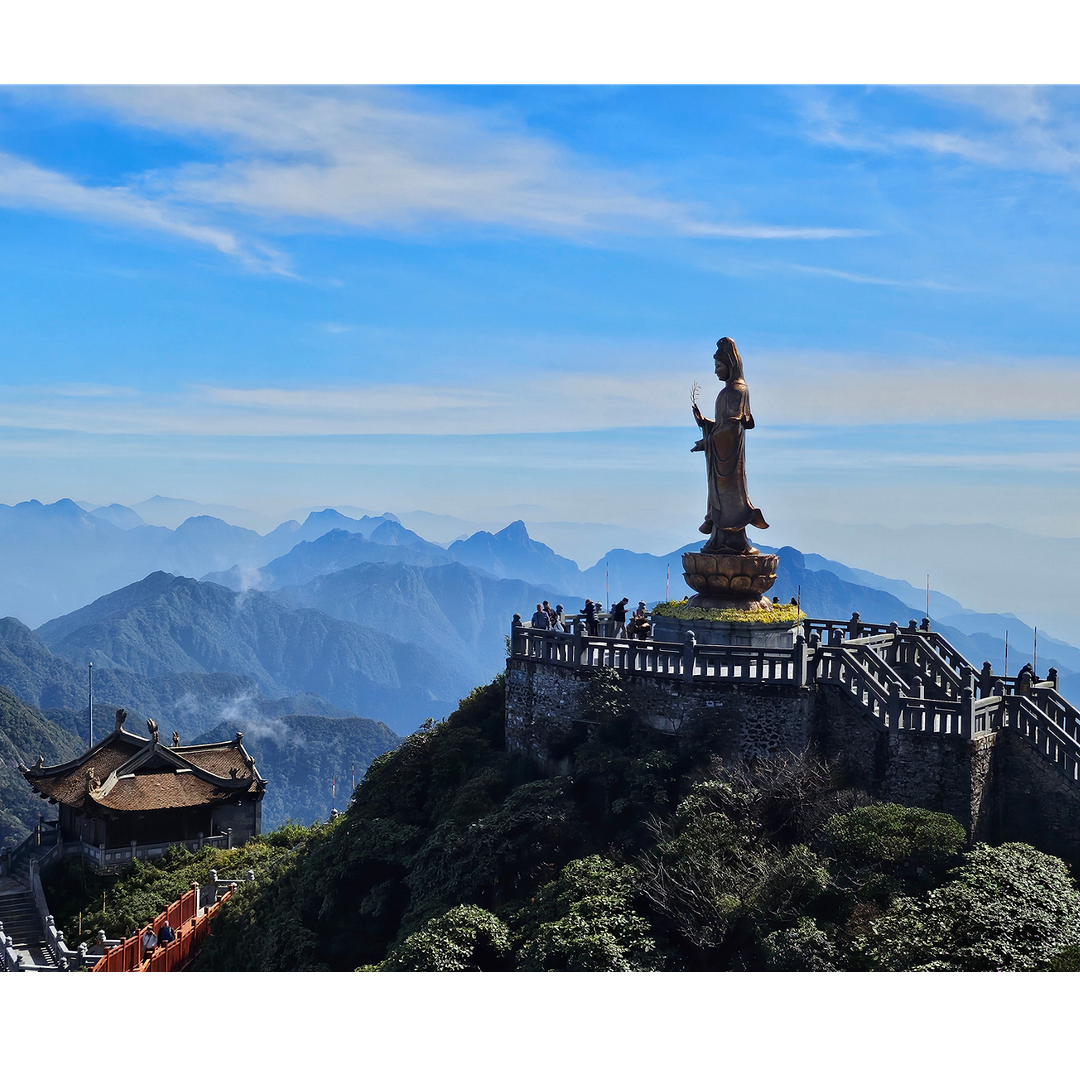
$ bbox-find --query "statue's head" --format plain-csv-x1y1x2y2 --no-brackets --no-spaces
713,337,744,383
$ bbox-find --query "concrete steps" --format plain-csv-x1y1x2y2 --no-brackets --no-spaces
0,876,59,970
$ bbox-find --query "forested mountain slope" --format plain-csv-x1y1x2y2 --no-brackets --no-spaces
36,573,461,729
0,617,344,741
0,687,83,847
194,714,401,830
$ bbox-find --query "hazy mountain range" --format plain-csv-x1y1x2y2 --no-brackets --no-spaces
0,498,407,626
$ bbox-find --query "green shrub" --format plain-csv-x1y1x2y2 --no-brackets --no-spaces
853,843,1080,971
377,905,512,971
825,804,965,872
516,856,658,972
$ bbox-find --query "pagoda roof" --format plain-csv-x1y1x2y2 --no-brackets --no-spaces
22,712,266,813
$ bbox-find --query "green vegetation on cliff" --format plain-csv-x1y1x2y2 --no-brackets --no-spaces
193,714,401,830
42,823,313,944
184,672,1080,972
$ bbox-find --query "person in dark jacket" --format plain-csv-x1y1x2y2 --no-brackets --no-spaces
158,920,176,945
581,599,597,636
611,597,629,639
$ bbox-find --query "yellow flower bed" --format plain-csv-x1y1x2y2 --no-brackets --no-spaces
651,600,804,624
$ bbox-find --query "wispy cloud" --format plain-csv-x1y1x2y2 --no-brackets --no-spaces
90,87,865,241
783,263,966,291
798,86,1080,179
0,150,285,272
0,87,865,272
4,353,1080,436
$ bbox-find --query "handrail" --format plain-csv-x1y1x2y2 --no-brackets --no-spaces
814,645,897,727
1031,685,1080,749
1002,693,1080,785
512,624,807,685
90,882,236,973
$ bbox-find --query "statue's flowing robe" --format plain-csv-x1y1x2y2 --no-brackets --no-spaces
699,382,768,535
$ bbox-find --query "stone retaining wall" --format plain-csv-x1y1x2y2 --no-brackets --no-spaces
506,657,814,770
507,656,1080,862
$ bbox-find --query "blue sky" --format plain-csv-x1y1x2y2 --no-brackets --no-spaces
3,84,1080,627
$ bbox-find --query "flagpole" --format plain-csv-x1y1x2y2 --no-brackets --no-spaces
1005,630,1009,678
605,561,609,610
1034,626,1038,679
666,563,670,601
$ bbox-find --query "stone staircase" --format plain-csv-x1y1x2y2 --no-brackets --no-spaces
0,877,57,971
812,618,1080,790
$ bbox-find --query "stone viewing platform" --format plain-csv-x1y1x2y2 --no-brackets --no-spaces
505,608,1080,866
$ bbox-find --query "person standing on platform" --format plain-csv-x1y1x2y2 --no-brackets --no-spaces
611,597,629,639
531,604,550,629
581,598,597,636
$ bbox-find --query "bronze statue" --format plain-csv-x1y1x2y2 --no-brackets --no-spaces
681,337,778,610
691,337,768,554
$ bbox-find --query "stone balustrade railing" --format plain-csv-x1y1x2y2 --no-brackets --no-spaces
512,622,808,686
511,608,1080,806
92,833,231,871
0,922,22,972
512,614,1074,757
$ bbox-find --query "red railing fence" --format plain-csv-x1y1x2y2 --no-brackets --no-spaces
90,882,235,972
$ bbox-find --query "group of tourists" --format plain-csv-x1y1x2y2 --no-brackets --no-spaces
141,919,176,959
529,597,651,639
530,600,568,630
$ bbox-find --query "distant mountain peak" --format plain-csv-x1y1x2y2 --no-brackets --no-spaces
498,520,531,543
90,504,146,530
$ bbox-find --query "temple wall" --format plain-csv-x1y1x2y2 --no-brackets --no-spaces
811,685,997,840
211,798,262,845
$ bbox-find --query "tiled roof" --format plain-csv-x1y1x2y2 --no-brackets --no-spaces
93,770,242,811
176,746,252,779
23,726,263,813
29,745,133,810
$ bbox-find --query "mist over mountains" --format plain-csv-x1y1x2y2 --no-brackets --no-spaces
3,497,1075,701
0,615,346,737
